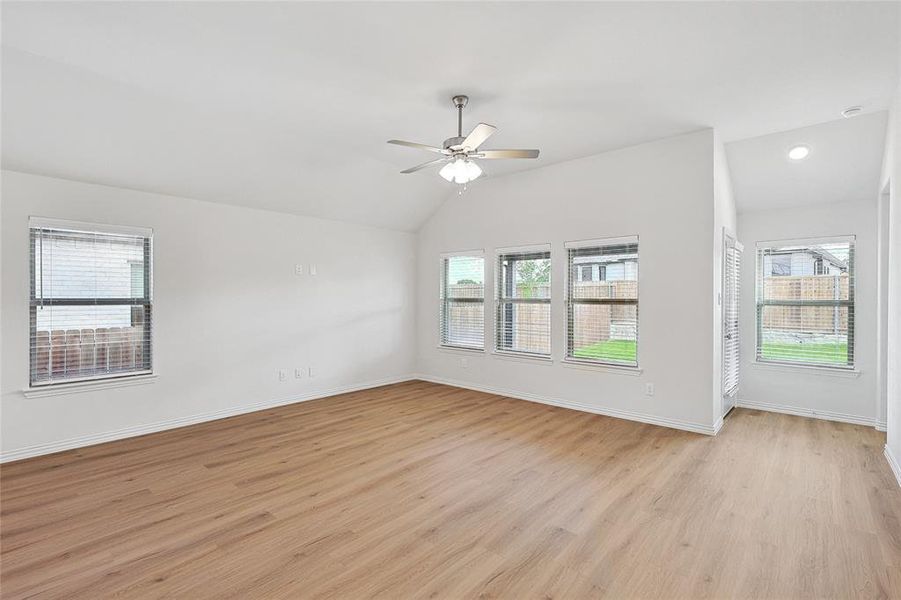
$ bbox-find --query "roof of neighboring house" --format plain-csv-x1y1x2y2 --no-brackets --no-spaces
768,247,848,270
572,254,636,266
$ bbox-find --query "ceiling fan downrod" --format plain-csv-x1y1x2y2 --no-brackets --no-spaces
452,95,468,138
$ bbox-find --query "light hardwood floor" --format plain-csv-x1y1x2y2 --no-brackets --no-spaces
1,380,899,599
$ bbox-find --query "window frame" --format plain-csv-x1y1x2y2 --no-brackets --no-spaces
28,217,154,388
494,244,552,359
754,235,855,370
439,250,485,352
564,236,639,368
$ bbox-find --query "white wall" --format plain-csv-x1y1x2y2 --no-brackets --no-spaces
881,82,901,482
0,170,417,460
737,201,879,425
713,131,737,422
416,129,722,434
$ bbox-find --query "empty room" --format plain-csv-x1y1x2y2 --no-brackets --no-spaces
1,2,900,598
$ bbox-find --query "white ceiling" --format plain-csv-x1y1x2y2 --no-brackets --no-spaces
726,111,889,213
2,2,898,231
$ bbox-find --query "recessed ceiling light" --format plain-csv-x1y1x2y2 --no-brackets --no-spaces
842,106,863,118
788,145,810,161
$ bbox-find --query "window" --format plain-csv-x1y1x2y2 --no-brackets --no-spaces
440,253,484,350
496,247,551,357
29,218,153,386
756,237,854,368
580,265,593,281
565,237,639,366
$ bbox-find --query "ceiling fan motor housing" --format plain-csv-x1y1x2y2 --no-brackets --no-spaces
443,136,466,151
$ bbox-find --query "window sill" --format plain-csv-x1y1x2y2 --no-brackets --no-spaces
752,362,860,378
24,373,157,398
562,359,643,375
492,351,553,365
438,345,485,355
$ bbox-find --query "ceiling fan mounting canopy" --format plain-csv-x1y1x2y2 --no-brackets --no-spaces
388,94,539,184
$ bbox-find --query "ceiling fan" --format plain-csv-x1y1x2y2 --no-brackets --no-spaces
388,95,539,184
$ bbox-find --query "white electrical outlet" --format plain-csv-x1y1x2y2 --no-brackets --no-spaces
645,382,655,396
308,366,314,378
461,357,469,369
295,368,304,379
309,264,318,276
278,369,288,382
294,264,304,276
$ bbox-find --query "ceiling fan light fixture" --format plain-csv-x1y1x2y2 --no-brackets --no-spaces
465,159,482,181
440,157,482,184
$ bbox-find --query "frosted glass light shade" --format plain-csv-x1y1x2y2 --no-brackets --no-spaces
440,158,482,184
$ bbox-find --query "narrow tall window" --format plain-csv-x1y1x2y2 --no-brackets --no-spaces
29,218,153,386
496,247,551,357
756,237,854,368
565,237,639,366
440,253,485,350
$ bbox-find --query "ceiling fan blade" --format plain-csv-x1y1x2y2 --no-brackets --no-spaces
461,123,497,150
475,149,540,159
388,140,449,154
400,157,448,174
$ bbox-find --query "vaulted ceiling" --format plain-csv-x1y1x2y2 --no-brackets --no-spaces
727,111,889,213
2,2,898,230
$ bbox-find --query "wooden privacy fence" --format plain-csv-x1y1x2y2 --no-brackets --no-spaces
32,327,147,380
570,281,637,348
571,280,638,300
763,274,849,334
446,281,637,351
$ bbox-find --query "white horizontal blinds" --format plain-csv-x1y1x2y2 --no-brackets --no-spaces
756,237,854,368
440,254,484,349
723,239,741,396
496,248,551,356
566,237,638,366
29,222,153,386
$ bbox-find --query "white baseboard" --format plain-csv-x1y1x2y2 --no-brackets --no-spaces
876,421,888,432
885,445,901,489
0,374,416,463
713,416,725,435
414,373,718,436
735,398,876,428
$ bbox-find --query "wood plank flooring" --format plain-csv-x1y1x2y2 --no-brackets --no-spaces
1,380,899,599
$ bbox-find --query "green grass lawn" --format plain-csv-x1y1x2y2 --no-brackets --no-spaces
759,342,848,364
572,339,637,363
573,340,848,366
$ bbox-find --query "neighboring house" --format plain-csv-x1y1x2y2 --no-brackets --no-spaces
764,247,847,277
572,255,638,282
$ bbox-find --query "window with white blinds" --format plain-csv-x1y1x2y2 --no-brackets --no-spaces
29,218,153,387
496,247,551,357
565,237,638,366
756,237,854,368
440,253,485,350
723,236,742,397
